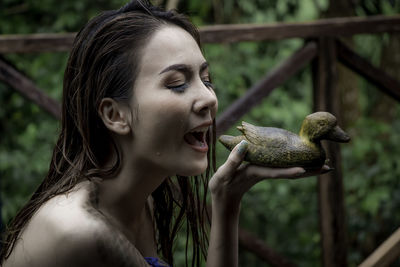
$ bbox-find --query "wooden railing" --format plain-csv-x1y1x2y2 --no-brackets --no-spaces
1,14,400,267
1,15,400,53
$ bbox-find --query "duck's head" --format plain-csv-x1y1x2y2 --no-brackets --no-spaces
299,112,350,143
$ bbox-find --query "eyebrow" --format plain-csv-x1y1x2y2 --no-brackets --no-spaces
159,62,209,75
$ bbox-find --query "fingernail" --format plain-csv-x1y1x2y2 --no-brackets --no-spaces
237,140,248,156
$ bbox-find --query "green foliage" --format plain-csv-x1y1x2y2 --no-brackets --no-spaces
343,109,400,265
1,0,400,266
0,83,56,223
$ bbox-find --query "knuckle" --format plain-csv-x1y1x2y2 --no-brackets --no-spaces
223,157,241,172
214,166,226,178
271,170,285,178
228,153,242,165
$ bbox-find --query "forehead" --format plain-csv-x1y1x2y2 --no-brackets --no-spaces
139,25,206,73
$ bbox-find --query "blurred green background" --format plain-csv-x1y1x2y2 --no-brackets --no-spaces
1,0,399,266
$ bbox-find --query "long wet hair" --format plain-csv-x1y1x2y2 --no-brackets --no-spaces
0,1,216,266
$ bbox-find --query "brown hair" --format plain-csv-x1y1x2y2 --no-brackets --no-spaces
0,1,215,266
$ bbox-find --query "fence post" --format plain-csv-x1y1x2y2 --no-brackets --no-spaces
312,37,348,267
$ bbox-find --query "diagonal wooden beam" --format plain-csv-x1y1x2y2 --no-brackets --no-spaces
216,41,317,136
358,226,400,267
0,15,399,53
0,56,61,119
336,40,400,102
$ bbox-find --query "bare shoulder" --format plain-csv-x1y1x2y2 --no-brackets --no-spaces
4,182,149,267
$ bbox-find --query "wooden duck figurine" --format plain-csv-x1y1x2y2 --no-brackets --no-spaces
219,112,350,169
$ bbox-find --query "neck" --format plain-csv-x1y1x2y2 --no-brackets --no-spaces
96,155,168,231
299,125,309,140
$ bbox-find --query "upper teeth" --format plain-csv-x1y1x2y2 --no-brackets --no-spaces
191,126,209,133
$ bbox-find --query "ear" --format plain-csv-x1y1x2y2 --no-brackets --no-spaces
98,98,131,135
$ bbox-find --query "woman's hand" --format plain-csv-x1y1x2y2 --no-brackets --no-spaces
208,140,330,211
206,140,331,267
206,140,330,267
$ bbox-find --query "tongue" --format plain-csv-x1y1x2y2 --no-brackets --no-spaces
184,133,205,147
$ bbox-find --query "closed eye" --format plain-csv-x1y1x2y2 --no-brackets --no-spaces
166,83,188,93
203,80,214,89
165,75,188,93
202,74,214,90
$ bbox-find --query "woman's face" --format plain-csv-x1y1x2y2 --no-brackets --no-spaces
129,25,218,177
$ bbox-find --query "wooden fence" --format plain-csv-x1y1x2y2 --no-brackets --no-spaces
1,14,400,267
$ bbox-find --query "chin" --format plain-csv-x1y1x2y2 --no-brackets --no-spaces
177,160,208,176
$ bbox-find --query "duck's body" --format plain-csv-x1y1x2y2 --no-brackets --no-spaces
220,126,326,169
219,112,350,169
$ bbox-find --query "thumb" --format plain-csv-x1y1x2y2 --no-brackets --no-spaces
216,140,249,178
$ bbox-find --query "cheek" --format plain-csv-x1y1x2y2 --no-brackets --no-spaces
208,91,218,118
137,98,189,146
156,101,187,122
213,99,219,117
153,101,187,133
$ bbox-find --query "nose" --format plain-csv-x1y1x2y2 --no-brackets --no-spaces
193,81,218,117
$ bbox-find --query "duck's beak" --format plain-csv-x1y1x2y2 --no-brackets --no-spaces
325,125,351,142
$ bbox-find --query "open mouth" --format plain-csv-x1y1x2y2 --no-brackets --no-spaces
184,131,208,152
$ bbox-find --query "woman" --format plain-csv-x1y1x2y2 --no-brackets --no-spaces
1,1,328,266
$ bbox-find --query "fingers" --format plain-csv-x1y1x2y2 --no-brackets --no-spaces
215,140,248,179
281,164,333,179
299,164,333,177
244,165,306,181
321,164,334,173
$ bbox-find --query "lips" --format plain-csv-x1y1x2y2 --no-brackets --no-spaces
184,122,211,153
